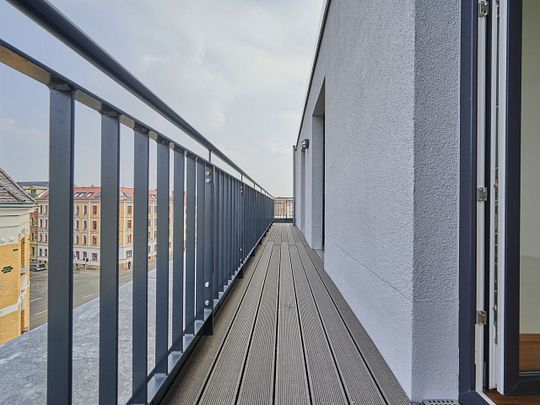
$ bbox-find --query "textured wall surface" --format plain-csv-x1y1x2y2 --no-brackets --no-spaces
294,0,460,401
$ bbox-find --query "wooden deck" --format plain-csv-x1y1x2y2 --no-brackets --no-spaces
163,224,410,405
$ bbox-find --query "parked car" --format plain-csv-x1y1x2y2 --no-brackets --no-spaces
30,262,47,272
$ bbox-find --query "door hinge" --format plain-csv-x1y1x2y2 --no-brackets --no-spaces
476,310,488,326
479,0,489,17
477,187,488,202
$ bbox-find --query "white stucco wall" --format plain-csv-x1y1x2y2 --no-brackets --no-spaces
294,0,460,401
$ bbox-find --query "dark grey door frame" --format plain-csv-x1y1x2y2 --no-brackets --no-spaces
459,0,488,403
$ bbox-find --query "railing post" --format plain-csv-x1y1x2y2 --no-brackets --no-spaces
132,126,149,404
47,82,74,405
99,109,120,405
172,149,185,352
185,155,196,335
155,138,170,375
213,170,220,300
203,164,214,335
195,160,205,322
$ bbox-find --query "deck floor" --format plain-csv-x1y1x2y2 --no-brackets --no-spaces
163,224,410,405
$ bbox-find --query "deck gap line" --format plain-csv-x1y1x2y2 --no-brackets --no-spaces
287,243,313,404
271,242,282,405
296,236,390,405
198,233,274,403
291,243,351,404
193,230,274,403
232,240,275,404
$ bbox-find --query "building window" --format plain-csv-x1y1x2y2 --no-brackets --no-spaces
83,206,87,215
83,220,87,230
45,234,48,242
126,250,133,258
38,233,41,242
76,219,79,229
127,234,132,243
45,219,48,228
92,205,98,215
83,251,87,259
92,221,97,230
127,205,132,215
75,251,80,259
127,220,132,229
44,249,48,257
39,205,43,214
31,247,35,256
39,248,43,257
76,235,80,245
92,236,97,245
83,235,87,245
39,218,43,227
92,253,98,261
45,205,48,214
76,205,80,215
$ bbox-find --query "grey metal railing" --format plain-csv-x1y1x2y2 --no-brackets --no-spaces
1,1,273,404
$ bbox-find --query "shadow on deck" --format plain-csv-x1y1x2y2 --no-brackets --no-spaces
163,224,411,405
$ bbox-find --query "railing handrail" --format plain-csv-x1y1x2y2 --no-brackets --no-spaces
6,0,273,198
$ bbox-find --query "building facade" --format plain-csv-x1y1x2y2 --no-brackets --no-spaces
273,196,293,219
19,182,48,263
0,169,34,345
294,1,540,404
36,187,173,271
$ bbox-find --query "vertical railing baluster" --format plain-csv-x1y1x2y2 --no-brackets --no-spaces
203,163,214,334
195,160,205,322
239,181,244,275
47,84,75,405
185,155,196,335
224,175,229,282
214,170,220,299
99,109,120,404
219,172,225,292
172,149,184,351
132,126,149,404
155,139,170,375
227,176,232,279
234,180,238,276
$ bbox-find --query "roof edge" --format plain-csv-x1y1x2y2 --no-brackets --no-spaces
295,0,332,148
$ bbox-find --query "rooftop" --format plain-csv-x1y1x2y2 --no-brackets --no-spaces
0,168,35,206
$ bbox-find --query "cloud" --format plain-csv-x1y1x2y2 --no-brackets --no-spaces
1,0,324,195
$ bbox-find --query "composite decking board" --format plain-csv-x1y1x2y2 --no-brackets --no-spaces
289,244,349,404
236,244,280,404
164,224,409,405
197,239,274,404
275,242,311,404
286,223,295,245
163,228,275,405
295,242,386,405
296,231,411,405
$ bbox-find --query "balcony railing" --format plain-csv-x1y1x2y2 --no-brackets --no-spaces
1,1,273,403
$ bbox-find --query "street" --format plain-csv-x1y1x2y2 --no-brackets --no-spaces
29,267,135,329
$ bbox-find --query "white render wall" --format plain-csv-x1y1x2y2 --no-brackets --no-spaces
294,0,460,401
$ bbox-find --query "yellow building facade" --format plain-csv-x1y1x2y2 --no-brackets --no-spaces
0,169,34,345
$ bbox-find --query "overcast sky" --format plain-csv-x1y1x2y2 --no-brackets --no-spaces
0,0,324,196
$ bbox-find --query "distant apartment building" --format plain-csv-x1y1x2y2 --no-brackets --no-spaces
273,196,293,219
0,169,34,345
19,182,48,263
36,186,174,271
